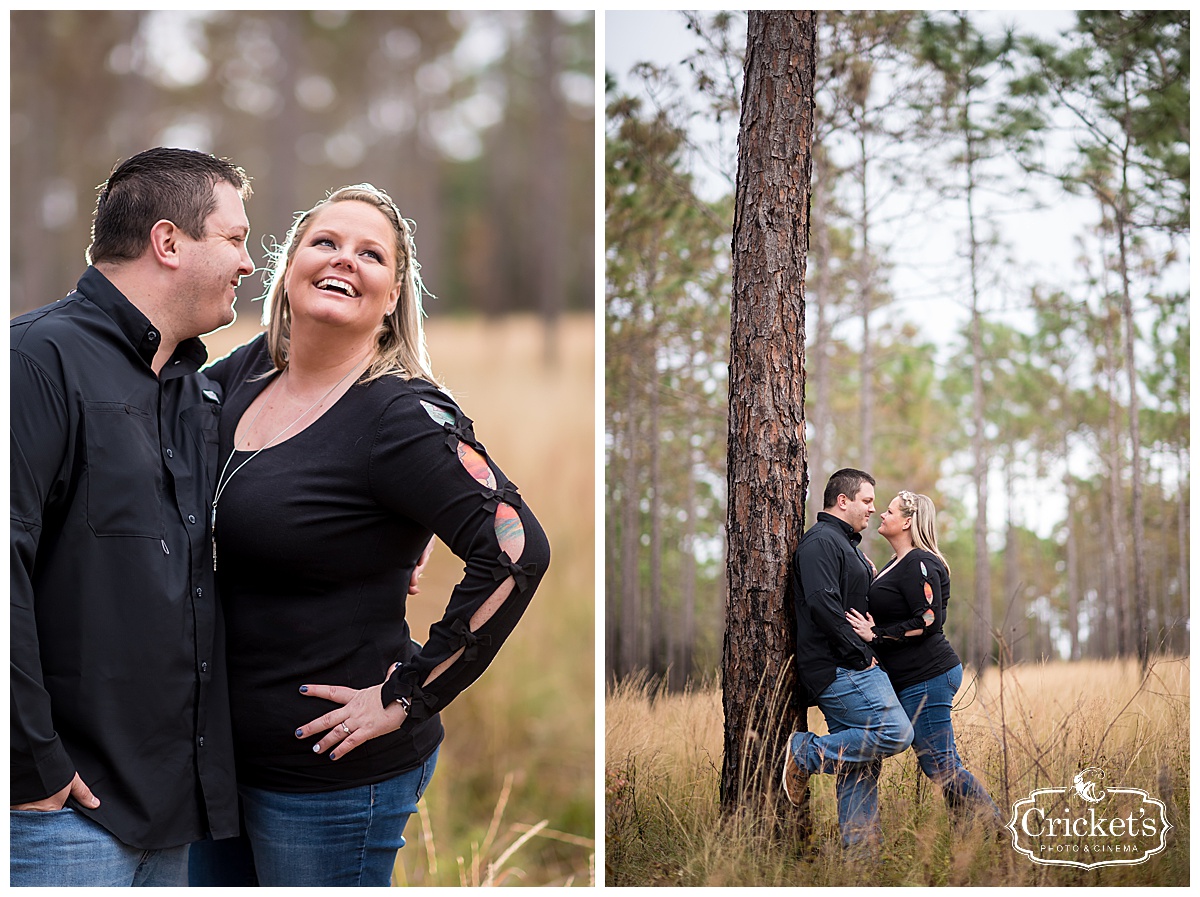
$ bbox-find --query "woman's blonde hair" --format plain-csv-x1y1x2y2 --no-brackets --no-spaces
260,183,438,385
895,490,951,576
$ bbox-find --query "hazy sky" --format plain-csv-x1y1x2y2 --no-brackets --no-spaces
601,10,1129,539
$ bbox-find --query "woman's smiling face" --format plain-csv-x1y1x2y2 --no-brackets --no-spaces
284,200,402,335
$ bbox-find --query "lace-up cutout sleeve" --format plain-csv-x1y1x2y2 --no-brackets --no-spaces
371,385,549,720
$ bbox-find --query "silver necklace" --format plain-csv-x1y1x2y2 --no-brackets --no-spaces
210,361,364,571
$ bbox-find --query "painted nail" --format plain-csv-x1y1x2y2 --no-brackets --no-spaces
299,685,308,693
313,744,321,753
295,729,304,738
329,752,338,761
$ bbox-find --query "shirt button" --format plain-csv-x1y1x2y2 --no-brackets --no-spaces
188,514,197,524
147,330,158,341
196,587,204,599
201,662,209,673
166,448,174,458
198,736,205,747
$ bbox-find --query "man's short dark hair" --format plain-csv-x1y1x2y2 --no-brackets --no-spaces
87,147,252,266
823,467,875,509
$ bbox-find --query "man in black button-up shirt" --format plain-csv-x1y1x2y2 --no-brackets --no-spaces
780,468,914,853
11,148,254,885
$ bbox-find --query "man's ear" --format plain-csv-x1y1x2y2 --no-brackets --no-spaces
148,219,183,270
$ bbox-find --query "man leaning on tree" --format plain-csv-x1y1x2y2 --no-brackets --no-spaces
781,467,913,853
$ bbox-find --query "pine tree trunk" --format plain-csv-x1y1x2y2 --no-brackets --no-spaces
856,130,874,473
533,10,565,363
1104,305,1130,659
620,390,641,676
649,331,663,677
962,53,992,674
722,11,816,822
1064,446,1081,661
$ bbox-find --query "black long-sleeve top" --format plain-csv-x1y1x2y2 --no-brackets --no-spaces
205,335,549,791
867,549,960,692
10,267,238,849
790,512,877,705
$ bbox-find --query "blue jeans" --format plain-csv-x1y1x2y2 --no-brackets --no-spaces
896,664,1002,823
790,665,914,848
9,808,188,886
189,747,438,887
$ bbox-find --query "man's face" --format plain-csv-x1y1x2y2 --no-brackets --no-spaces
841,482,876,533
176,182,253,337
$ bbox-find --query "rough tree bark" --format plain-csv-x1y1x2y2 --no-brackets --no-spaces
721,11,816,823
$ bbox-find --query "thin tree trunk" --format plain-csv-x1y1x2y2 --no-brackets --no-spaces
620,388,641,677
722,11,815,822
1103,297,1130,659
649,333,663,677
1003,464,1021,661
1064,444,1081,661
952,12,993,673
1114,93,1149,670
856,129,874,473
534,10,565,363
1176,445,1188,654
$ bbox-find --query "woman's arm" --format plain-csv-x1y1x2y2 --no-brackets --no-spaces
870,555,942,643
297,384,550,760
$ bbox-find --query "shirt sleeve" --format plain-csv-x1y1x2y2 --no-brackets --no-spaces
793,534,873,668
873,555,942,642
10,350,77,802
201,333,266,396
369,386,550,720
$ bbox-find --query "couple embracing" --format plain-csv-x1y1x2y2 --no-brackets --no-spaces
11,147,549,886
781,468,1002,852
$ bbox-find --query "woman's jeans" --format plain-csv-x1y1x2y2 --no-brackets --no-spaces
790,664,914,849
896,665,1002,823
10,808,188,886
188,746,438,887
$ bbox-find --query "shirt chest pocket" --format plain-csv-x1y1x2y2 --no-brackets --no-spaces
84,402,164,538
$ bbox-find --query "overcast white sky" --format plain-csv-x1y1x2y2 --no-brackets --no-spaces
602,10,1192,541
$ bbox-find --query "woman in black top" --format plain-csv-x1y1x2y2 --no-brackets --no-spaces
188,184,549,886
846,491,1000,826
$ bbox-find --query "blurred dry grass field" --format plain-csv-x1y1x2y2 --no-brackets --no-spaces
206,311,596,886
606,657,1188,887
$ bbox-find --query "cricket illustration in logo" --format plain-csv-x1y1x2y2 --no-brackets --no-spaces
1072,767,1107,803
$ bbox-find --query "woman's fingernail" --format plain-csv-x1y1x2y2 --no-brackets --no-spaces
313,744,321,753
329,752,338,761
295,729,304,738
299,685,308,693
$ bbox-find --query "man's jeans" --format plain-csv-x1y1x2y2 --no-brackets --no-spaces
9,808,188,886
189,745,438,886
790,665,913,848
896,664,1002,823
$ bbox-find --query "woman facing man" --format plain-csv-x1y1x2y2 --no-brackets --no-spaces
846,489,1002,826
783,476,1000,849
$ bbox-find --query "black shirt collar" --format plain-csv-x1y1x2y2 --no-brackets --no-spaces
816,510,862,545
76,266,209,377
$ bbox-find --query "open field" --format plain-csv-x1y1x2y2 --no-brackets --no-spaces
206,312,596,886
606,657,1188,887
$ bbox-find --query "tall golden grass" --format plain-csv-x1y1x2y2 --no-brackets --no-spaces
206,312,596,886
606,657,1188,887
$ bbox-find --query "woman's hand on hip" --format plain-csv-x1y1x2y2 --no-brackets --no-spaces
296,674,409,761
